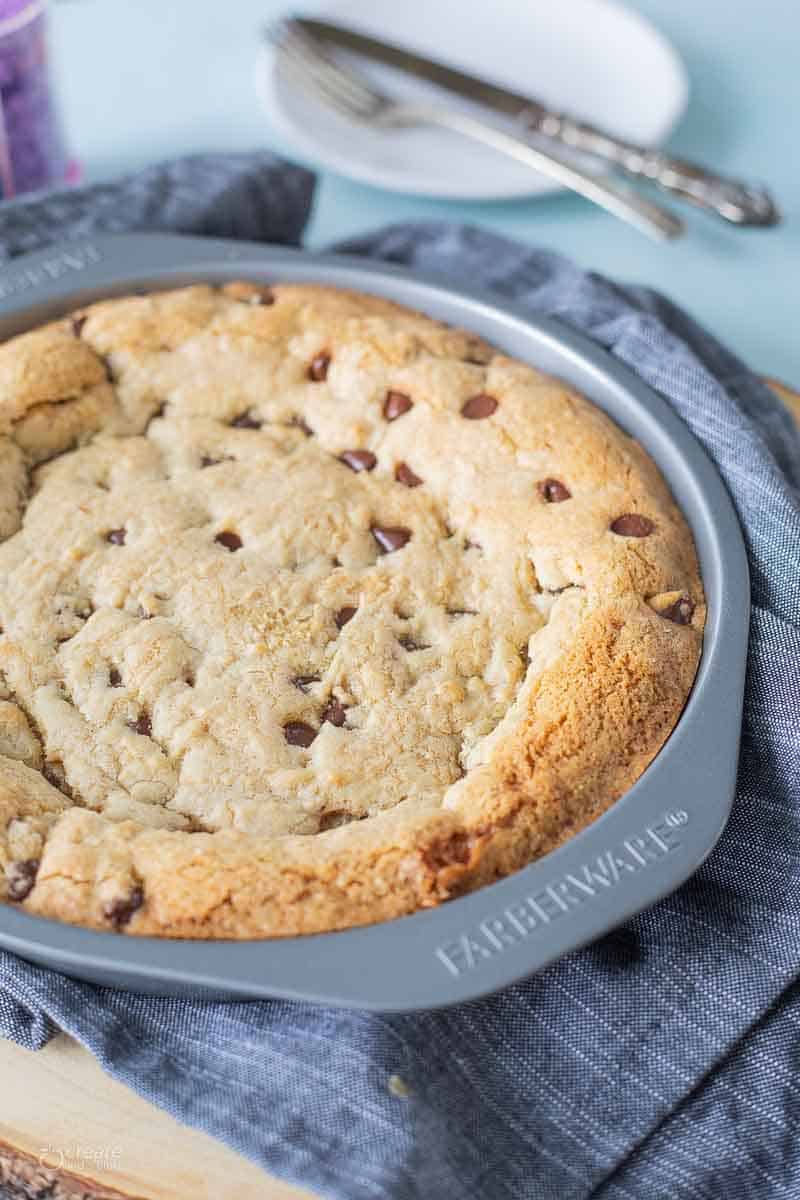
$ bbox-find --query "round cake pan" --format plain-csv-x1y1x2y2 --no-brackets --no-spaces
0,234,749,1011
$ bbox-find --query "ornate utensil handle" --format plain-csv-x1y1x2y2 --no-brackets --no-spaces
521,108,780,227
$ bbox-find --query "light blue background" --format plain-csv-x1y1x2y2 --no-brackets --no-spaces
50,0,797,381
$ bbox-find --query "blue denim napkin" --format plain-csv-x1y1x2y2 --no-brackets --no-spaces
1,156,799,1200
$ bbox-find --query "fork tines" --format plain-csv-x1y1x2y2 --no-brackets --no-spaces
266,17,386,122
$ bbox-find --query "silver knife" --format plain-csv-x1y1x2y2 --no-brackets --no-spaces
298,16,780,227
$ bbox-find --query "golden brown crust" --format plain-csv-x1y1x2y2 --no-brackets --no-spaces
0,282,704,938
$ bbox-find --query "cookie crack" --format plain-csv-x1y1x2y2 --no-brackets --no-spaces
0,686,78,802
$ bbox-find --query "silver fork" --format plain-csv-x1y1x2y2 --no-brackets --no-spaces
269,19,684,243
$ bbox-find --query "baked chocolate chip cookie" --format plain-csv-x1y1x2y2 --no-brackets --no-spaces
0,282,704,937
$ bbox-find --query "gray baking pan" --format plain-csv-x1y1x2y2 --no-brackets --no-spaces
0,234,749,1011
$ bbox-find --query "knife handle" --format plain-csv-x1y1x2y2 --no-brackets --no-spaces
520,109,780,227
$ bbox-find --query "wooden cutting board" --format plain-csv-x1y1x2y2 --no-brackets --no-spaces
0,377,796,1200
765,377,800,426
0,1034,314,1199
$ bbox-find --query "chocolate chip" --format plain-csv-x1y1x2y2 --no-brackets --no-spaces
461,393,498,419
292,674,321,693
71,314,87,338
42,761,71,796
610,514,655,538
335,606,357,629
104,885,144,929
321,697,347,727
308,352,331,382
395,462,423,488
106,528,126,545
538,478,571,503
660,596,695,625
399,636,429,652
200,455,221,468
7,858,39,902
284,721,317,748
223,281,275,306
230,411,262,430
184,671,196,687
215,530,242,552
109,667,122,688
340,449,377,473
251,287,275,306
372,525,412,554
128,713,152,737
383,391,413,421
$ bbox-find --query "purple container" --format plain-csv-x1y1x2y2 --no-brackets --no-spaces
0,0,68,197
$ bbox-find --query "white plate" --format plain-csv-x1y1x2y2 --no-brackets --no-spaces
256,0,688,200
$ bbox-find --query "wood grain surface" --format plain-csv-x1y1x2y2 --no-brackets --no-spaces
0,1036,313,1200
766,377,800,427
